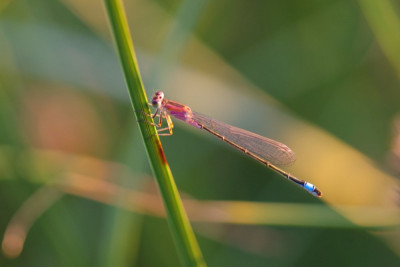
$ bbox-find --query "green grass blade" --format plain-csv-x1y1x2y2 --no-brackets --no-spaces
359,0,400,78
102,0,205,266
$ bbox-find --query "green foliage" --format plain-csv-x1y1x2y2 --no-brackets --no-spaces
0,0,400,266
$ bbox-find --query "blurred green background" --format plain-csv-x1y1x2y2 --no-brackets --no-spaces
1,0,400,266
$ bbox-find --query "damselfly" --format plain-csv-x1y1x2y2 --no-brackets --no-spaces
148,91,322,197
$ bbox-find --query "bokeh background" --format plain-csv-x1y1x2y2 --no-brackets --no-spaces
1,0,400,266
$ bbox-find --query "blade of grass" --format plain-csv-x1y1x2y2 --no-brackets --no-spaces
102,0,205,266
358,0,400,78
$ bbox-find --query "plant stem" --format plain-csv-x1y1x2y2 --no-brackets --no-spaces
102,0,205,266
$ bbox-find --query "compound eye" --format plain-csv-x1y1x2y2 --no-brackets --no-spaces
151,91,164,107
155,91,164,98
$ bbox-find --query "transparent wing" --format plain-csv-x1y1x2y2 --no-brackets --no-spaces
192,112,296,166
